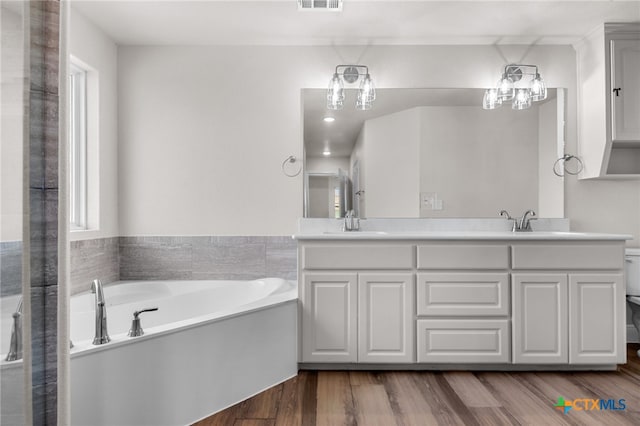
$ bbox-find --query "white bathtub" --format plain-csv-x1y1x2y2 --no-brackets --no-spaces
0,278,298,425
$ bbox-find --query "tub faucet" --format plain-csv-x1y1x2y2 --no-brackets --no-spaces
5,297,23,361
91,279,110,345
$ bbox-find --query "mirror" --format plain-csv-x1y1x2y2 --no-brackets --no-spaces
303,88,565,218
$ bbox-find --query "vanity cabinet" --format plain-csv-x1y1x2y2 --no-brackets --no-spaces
299,244,414,363
511,244,626,365
297,237,627,368
301,273,357,362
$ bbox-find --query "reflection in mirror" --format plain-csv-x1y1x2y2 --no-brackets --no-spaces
303,88,565,219
1,1,26,424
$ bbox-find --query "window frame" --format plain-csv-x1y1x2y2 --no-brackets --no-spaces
69,61,88,230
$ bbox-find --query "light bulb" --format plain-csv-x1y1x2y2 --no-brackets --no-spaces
326,73,344,110
496,73,514,101
482,89,502,110
530,73,547,101
512,88,532,110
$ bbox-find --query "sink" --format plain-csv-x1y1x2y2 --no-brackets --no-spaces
322,231,388,235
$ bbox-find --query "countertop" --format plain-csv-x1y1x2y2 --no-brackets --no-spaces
292,231,633,241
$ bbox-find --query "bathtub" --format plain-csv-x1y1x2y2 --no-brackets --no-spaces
2,278,298,426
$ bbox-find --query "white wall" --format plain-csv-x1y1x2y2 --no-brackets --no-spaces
1,5,24,242
419,106,539,218
69,8,118,241
362,108,421,217
117,44,639,243
306,156,349,174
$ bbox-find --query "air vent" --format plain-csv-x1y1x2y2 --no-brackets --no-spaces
298,0,343,12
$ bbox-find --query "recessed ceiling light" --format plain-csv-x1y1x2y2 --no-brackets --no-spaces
323,117,335,123
322,150,331,156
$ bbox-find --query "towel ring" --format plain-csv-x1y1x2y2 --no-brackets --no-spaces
553,154,584,177
282,155,302,177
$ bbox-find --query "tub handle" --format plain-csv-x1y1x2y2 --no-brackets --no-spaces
128,307,159,337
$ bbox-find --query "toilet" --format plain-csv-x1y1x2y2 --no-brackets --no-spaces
626,248,640,355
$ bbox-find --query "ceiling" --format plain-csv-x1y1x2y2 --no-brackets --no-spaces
72,1,640,46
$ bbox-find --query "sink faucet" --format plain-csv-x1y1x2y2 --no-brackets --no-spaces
518,209,536,232
91,279,110,345
343,209,360,232
499,210,517,232
5,297,23,361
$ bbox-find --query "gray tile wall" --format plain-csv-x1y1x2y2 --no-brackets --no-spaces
0,241,22,297
70,237,119,295
119,236,297,282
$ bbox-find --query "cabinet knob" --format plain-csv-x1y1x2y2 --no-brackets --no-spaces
613,87,622,96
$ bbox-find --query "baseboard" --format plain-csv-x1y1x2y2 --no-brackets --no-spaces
628,324,639,343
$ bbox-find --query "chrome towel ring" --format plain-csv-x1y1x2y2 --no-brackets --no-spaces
553,154,584,177
282,155,302,177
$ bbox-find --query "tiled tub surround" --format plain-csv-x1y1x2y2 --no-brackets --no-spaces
0,241,22,297
70,237,119,295
119,236,297,281
67,236,297,295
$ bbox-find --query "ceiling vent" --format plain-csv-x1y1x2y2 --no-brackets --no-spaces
298,0,343,12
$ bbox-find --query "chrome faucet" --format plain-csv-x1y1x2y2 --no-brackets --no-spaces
91,279,110,345
5,297,23,361
343,209,360,232
499,210,517,232
128,307,159,337
518,209,536,232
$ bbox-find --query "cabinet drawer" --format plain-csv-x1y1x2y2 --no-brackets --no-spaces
417,273,509,317
302,245,414,269
417,245,509,270
511,245,623,270
416,319,510,363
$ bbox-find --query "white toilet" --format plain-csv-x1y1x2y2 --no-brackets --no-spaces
626,248,640,355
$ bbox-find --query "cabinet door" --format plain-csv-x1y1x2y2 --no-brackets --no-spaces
358,273,414,363
611,39,640,142
569,274,626,364
301,273,357,363
512,274,568,364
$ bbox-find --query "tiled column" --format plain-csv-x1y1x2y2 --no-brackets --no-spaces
28,1,60,424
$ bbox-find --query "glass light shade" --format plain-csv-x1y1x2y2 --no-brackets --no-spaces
326,73,344,110
496,73,514,101
359,74,376,102
356,95,372,110
482,88,502,110
512,88,532,110
530,74,547,101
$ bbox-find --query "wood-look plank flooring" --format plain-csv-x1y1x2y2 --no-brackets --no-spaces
194,344,640,426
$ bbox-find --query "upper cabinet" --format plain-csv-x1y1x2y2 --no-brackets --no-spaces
576,23,640,179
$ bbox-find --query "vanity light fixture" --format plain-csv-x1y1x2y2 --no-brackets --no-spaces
483,64,547,110
327,65,376,110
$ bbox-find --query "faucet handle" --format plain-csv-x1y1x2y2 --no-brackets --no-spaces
128,307,159,337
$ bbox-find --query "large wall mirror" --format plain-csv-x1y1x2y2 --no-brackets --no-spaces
303,88,565,219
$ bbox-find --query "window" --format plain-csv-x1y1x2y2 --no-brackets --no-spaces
69,62,87,230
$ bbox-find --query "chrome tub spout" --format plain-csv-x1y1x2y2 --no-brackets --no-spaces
91,279,110,345
5,297,23,361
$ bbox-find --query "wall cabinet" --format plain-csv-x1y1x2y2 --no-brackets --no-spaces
576,23,640,178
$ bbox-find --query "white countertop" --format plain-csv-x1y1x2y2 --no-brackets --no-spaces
293,231,632,241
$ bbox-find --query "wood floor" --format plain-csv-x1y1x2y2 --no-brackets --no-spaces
194,344,640,426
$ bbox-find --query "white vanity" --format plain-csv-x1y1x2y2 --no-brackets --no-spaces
294,219,631,370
